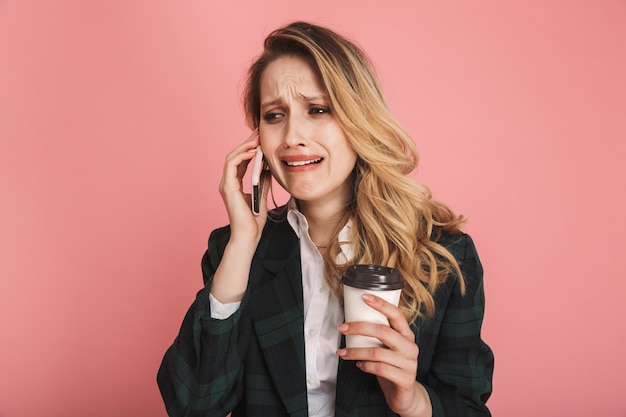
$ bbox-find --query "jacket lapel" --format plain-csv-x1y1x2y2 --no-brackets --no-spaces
334,338,370,417
249,217,309,417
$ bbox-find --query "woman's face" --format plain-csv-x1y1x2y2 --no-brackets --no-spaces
258,55,357,211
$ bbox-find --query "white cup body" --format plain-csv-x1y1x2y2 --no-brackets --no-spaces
342,284,402,348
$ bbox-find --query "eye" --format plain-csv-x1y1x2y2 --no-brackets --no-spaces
262,111,283,123
309,106,331,115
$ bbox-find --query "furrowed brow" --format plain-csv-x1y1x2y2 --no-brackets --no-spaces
260,93,329,109
297,93,328,102
260,97,283,109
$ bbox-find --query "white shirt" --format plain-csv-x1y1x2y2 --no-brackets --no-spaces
209,201,353,417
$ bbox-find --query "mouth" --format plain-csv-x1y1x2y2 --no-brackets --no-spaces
283,157,323,167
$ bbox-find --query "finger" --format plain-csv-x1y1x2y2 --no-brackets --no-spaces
337,322,418,361
235,150,256,182
224,130,259,160
221,133,260,192
336,343,415,371
361,294,414,341
337,321,398,346
223,130,260,169
356,359,416,387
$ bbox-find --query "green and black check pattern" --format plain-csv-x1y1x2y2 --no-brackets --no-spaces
157,209,494,416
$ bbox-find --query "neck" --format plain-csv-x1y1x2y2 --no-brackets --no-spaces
297,198,347,248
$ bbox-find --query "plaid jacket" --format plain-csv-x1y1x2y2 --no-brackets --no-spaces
157,210,494,416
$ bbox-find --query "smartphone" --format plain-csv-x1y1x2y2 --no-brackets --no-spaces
251,146,264,215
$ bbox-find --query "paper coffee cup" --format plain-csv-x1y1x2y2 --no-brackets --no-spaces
341,264,404,348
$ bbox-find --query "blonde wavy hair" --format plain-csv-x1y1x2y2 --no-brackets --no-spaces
243,21,466,323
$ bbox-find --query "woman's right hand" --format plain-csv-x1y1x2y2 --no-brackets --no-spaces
211,130,271,304
218,129,270,246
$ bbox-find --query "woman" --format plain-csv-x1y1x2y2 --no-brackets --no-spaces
158,21,494,417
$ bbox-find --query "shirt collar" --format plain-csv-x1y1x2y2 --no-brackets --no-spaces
286,198,354,262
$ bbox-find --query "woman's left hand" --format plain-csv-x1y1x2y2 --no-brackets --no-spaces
336,293,432,417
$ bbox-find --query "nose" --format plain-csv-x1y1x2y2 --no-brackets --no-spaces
283,113,308,148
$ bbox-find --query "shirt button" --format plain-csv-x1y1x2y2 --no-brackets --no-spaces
309,329,317,336
307,378,314,386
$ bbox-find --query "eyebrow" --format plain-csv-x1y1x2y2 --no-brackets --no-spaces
260,93,329,109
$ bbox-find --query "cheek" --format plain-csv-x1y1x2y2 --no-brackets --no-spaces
265,159,279,177
335,133,357,163
342,147,358,176
259,125,281,149
258,125,268,145
258,130,272,157
259,128,287,173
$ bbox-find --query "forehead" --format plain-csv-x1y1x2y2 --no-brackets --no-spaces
260,55,326,101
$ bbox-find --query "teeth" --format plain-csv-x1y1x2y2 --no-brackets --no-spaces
285,158,322,167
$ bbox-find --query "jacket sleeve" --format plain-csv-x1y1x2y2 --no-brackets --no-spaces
157,227,245,417
420,233,495,417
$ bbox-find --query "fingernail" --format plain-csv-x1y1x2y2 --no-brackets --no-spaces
337,323,348,332
362,293,374,302
336,349,346,357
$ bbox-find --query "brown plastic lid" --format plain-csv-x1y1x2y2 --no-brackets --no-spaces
341,264,404,290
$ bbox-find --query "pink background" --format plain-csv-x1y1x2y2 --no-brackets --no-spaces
1,1,625,416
